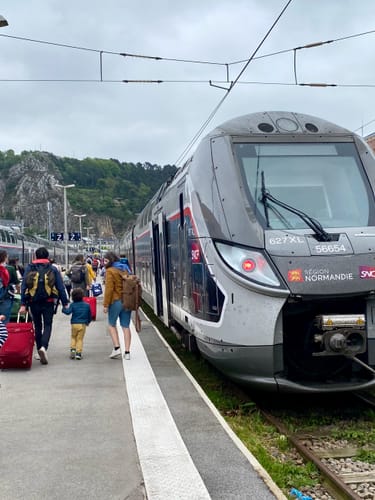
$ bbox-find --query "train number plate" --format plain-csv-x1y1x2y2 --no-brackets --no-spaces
307,235,353,256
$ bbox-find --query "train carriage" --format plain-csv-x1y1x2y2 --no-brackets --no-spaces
0,225,75,267
123,111,375,393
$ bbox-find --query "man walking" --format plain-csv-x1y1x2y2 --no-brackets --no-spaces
19,247,69,365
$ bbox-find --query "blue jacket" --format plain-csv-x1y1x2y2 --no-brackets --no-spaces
62,300,91,325
20,259,69,307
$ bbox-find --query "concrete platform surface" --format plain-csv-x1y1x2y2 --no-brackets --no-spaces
0,295,286,500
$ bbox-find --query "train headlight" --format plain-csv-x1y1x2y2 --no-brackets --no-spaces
242,258,256,272
215,241,281,287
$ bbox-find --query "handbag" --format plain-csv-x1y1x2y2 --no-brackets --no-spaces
91,282,103,297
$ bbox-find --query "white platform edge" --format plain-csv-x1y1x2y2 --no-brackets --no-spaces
119,320,211,500
139,312,288,500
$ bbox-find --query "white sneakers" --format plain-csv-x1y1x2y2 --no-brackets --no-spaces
38,347,48,365
109,348,122,359
109,348,131,360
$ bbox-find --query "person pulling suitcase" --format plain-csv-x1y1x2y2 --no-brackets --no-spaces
19,247,69,365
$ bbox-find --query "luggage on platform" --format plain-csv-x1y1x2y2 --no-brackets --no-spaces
83,295,97,321
91,282,103,297
0,313,35,369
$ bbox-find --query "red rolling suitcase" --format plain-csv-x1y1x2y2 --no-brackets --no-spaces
83,295,97,321
0,314,35,369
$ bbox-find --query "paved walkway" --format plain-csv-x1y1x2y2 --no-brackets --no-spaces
0,293,286,500
0,300,145,500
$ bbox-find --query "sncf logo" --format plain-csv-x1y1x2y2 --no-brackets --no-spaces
359,266,375,279
191,242,201,263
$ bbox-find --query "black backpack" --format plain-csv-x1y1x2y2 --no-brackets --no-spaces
68,264,86,284
25,263,57,302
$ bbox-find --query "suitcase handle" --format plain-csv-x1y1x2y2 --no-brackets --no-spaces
17,312,29,323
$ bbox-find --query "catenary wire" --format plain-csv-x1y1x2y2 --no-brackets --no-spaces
353,118,375,134
173,0,294,167
1,27,375,69
0,79,374,89
1,26,375,139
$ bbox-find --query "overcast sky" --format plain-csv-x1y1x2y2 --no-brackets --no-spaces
0,0,375,166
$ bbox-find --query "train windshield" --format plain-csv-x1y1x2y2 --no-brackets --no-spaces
234,142,373,229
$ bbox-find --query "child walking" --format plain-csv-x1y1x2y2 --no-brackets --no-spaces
62,288,92,360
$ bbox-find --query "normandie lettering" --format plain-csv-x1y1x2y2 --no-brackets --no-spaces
305,273,353,281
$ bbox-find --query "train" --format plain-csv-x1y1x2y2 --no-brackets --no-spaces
121,111,375,393
0,224,75,267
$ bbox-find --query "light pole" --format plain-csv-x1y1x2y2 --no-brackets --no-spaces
47,201,52,240
55,183,75,269
74,213,86,249
83,226,94,252
85,226,94,239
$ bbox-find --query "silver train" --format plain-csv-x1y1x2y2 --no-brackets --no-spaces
122,111,375,393
0,225,74,266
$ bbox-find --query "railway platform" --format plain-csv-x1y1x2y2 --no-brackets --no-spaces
0,295,286,500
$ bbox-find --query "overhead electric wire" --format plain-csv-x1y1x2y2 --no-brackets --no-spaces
1,27,375,69
173,0,294,167
2,20,375,146
229,28,375,65
0,33,228,66
1,78,375,90
353,118,375,134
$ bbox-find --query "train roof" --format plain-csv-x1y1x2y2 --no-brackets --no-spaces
207,111,353,138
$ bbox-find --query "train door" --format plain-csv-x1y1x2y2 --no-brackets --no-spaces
169,192,190,312
158,212,170,326
152,215,171,326
152,220,163,316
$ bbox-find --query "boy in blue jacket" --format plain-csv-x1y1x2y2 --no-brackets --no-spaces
62,287,91,360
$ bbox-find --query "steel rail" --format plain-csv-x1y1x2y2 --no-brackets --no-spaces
258,408,361,500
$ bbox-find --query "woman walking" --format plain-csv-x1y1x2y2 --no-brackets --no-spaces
102,251,132,360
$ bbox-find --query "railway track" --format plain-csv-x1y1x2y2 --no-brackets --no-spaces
258,393,375,500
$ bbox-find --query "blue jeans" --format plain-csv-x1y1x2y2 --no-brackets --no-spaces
29,301,55,350
0,297,13,324
108,299,131,328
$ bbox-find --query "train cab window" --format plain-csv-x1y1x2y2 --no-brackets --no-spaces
234,142,374,229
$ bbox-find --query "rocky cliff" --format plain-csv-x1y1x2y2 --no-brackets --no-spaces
0,151,113,238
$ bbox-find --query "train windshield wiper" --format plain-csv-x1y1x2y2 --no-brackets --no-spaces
260,171,332,242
